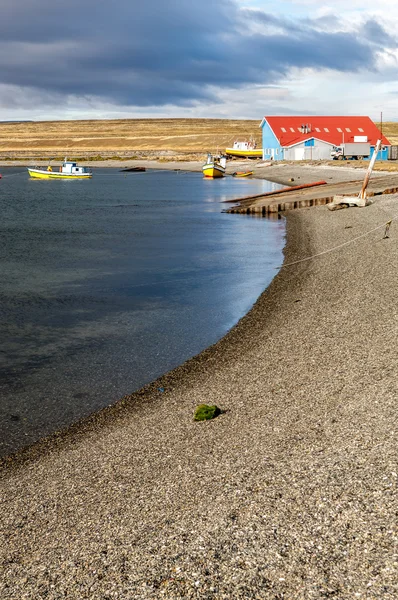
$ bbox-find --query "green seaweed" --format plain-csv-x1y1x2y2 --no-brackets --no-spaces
194,404,221,422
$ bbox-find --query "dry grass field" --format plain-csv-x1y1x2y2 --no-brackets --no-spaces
0,118,261,159
1,118,397,166
375,121,398,145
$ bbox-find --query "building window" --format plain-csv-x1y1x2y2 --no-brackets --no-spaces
337,128,342,132
281,127,286,132
290,127,295,132
276,148,279,155
358,128,364,132
324,128,329,132
346,128,351,132
315,127,321,132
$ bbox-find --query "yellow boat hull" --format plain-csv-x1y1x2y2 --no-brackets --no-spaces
225,148,263,158
28,169,92,179
233,171,253,177
202,164,225,178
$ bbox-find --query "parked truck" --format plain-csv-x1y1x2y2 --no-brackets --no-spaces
331,142,371,160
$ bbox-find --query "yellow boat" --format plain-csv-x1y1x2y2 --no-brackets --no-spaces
232,171,253,177
28,159,92,179
225,140,262,159
202,153,226,178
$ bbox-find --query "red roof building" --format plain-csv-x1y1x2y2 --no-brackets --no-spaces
260,116,390,161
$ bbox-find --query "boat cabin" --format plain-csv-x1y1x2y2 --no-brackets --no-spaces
61,161,91,175
205,153,226,168
232,140,257,150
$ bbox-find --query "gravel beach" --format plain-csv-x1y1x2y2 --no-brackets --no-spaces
1,194,397,599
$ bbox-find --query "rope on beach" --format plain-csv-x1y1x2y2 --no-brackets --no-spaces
278,216,397,270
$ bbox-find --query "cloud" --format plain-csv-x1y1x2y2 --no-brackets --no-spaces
0,0,397,115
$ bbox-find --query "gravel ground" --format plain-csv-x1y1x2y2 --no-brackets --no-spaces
1,196,398,599
251,162,396,187
253,162,368,186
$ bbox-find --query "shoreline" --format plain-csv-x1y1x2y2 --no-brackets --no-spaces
1,197,397,596
0,165,286,458
0,199,298,467
2,158,395,188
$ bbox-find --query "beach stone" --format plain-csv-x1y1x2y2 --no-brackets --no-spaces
194,404,221,421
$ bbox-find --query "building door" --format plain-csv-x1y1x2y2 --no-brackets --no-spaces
294,148,305,160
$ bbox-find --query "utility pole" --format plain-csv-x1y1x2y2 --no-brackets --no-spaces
380,111,383,137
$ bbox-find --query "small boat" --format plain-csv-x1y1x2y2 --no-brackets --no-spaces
202,153,226,178
232,171,253,177
27,158,92,179
225,139,262,159
119,166,146,172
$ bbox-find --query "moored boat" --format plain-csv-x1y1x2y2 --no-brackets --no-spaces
232,171,253,177
225,139,262,159
202,153,226,178
28,159,92,179
119,166,146,172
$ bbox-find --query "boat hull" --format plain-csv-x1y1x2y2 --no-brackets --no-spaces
233,171,253,177
225,148,263,158
202,164,225,178
27,168,92,179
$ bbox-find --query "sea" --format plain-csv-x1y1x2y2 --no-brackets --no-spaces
0,167,285,456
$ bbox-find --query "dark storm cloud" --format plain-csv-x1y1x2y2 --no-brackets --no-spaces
0,0,395,108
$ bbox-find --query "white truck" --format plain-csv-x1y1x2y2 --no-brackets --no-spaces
331,142,371,160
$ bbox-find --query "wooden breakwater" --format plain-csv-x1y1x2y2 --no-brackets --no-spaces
228,195,336,215
225,176,398,216
222,180,328,205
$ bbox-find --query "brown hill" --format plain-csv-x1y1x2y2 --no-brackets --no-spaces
375,121,398,145
0,118,261,159
2,117,395,161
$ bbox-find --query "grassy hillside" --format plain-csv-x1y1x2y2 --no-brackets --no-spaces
0,118,261,159
375,122,398,145
1,118,395,160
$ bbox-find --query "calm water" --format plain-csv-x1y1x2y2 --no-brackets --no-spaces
0,167,285,455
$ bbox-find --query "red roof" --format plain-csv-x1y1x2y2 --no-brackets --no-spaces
263,116,390,147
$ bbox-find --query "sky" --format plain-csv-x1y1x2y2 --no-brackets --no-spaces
1,0,398,122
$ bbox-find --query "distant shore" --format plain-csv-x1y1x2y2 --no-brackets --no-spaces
1,191,397,597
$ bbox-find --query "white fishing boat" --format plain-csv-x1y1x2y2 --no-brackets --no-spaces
28,158,92,179
225,139,262,159
202,153,226,178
